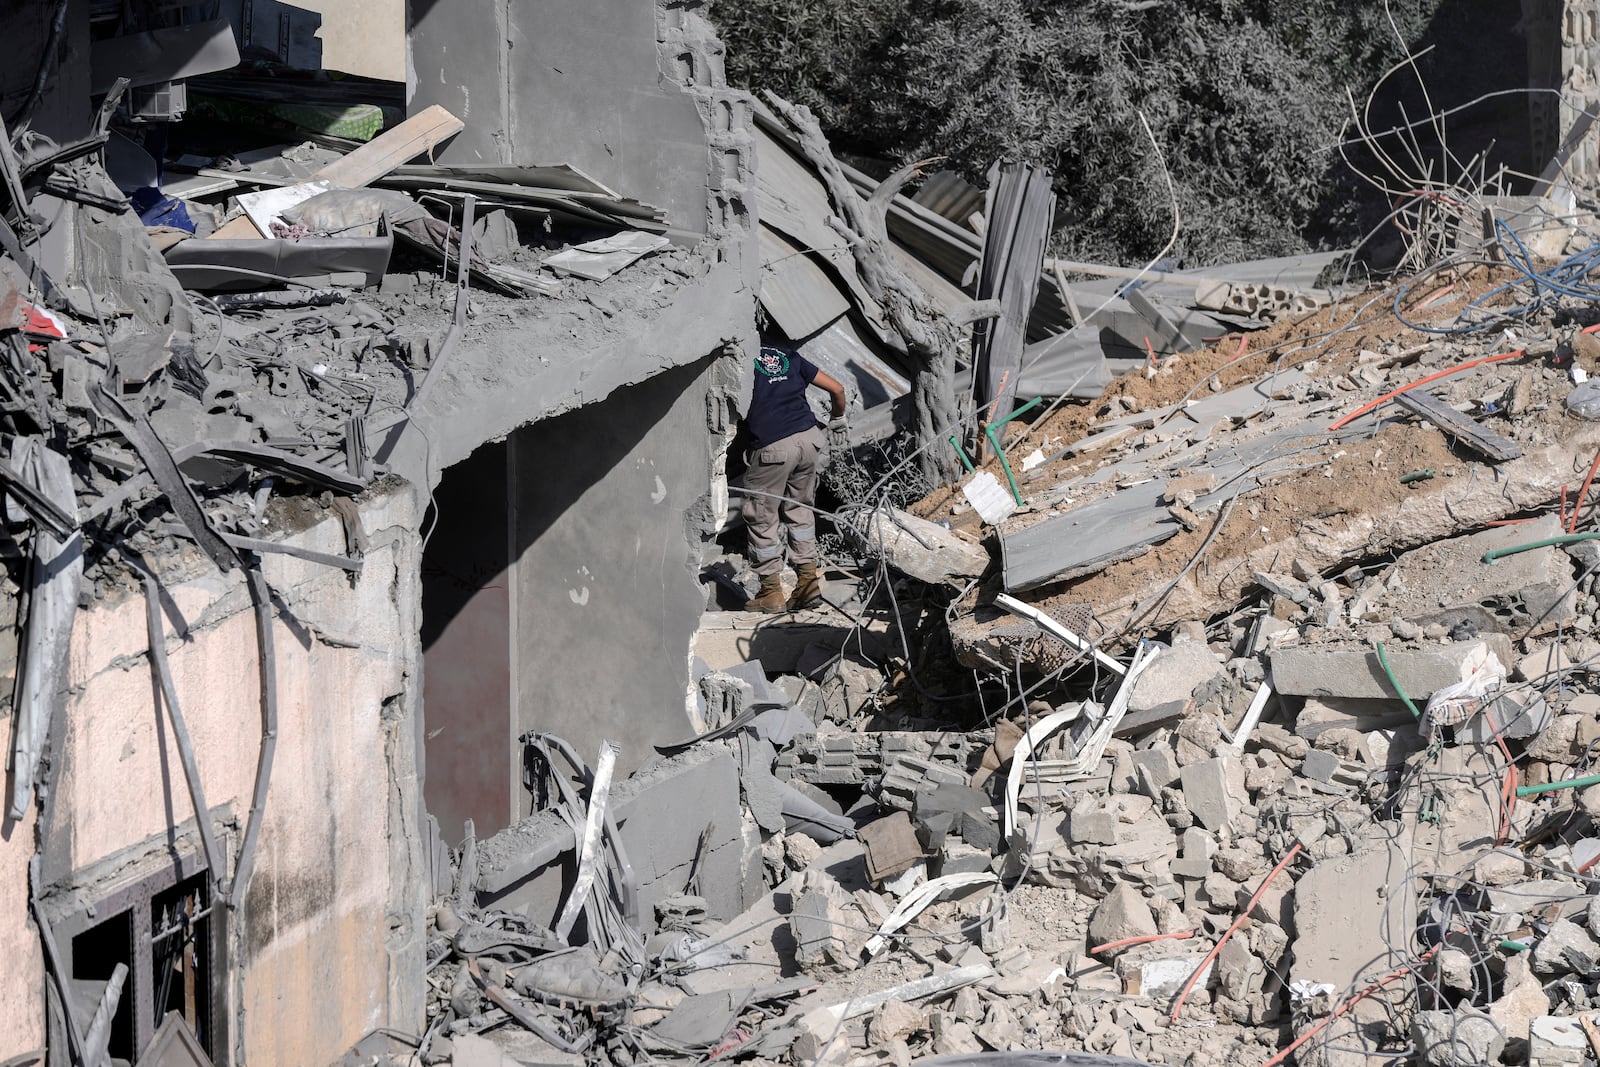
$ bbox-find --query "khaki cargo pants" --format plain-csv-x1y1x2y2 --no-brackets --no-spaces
742,425,824,576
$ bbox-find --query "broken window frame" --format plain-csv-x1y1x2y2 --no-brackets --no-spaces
45,844,227,1063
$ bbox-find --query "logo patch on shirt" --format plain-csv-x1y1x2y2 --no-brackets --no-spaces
755,347,790,378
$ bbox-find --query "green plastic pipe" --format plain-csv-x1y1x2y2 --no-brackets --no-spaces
948,435,976,473
994,396,1045,425
1515,772,1600,798
1374,642,1422,720
1498,939,1530,952
985,424,1024,507
1484,531,1600,564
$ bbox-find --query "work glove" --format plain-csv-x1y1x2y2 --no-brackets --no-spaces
827,416,850,455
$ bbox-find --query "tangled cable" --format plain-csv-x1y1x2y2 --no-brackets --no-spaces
1394,217,1600,335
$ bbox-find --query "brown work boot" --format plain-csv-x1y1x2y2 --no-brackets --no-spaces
746,573,787,613
787,561,824,611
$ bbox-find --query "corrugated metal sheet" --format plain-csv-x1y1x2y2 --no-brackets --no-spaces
750,103,1070,383
890,238,971,318
1000,424,1317,591
798,315,910,409
758,225,850,339
753,125,894,341
1015,295,1227,402
911,170,985,230
971,162,1055,416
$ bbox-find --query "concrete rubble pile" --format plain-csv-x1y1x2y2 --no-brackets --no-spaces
414,187,1600,1067
15,4,1600,1067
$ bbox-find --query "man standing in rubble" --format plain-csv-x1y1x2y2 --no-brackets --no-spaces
742,342,848,612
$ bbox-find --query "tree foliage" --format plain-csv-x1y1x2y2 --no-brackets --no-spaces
716,0,1512,267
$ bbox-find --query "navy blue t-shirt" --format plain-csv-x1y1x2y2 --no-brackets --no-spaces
747,345,820,449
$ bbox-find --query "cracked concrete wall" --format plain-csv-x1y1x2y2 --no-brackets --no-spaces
508,349,742,781
388,0,760,499
0,483,426,1066
406,0,736,237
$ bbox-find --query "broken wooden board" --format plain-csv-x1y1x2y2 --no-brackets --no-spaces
1395,390,1522,463
208,104,463,239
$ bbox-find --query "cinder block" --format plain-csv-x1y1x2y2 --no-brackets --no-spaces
1379,516,1576,637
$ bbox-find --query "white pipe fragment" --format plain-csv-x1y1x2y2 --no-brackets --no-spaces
864,872,999,957
994,594,1125,676
1003,641,1161,842
1003,708,1080,842
1227,675,1275,751
812,963,994,1027
553,740,619,940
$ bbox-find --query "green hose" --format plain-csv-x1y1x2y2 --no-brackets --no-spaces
994,396,1045,425
1483,531,1600,564
948,435,976,473
1515,771,1600,798
985,424,1024,507
1374,642,1422,720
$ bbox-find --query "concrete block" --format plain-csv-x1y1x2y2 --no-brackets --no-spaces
1518,637,1600,682
1490,955,1550,1048
1529,1014,1588,1067
1086,884,1156,955
1067,796,1118,845
1412,1010,1505,1067
1216,938,1262,1001
1291,840,1414,1002
1131,745,1179,797
1171,827,1215,880
1463,691,1553,744
1179,755,1248,832
1271,637,1513,700
1295,696,1414,739
690,614,868,673
846,506,989,584
790,877,852,970
1531,919,1599,975
1299,748,1340,783
1127,640,1223,714
1237,877,1294,931
913,784,999,853
1486,879,1587,915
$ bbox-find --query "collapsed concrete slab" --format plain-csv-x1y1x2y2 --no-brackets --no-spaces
1362,515,1575,636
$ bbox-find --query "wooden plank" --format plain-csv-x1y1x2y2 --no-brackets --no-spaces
1395,390,1522,463
312,104,463,188
207,104,463,240
208,213,268,240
